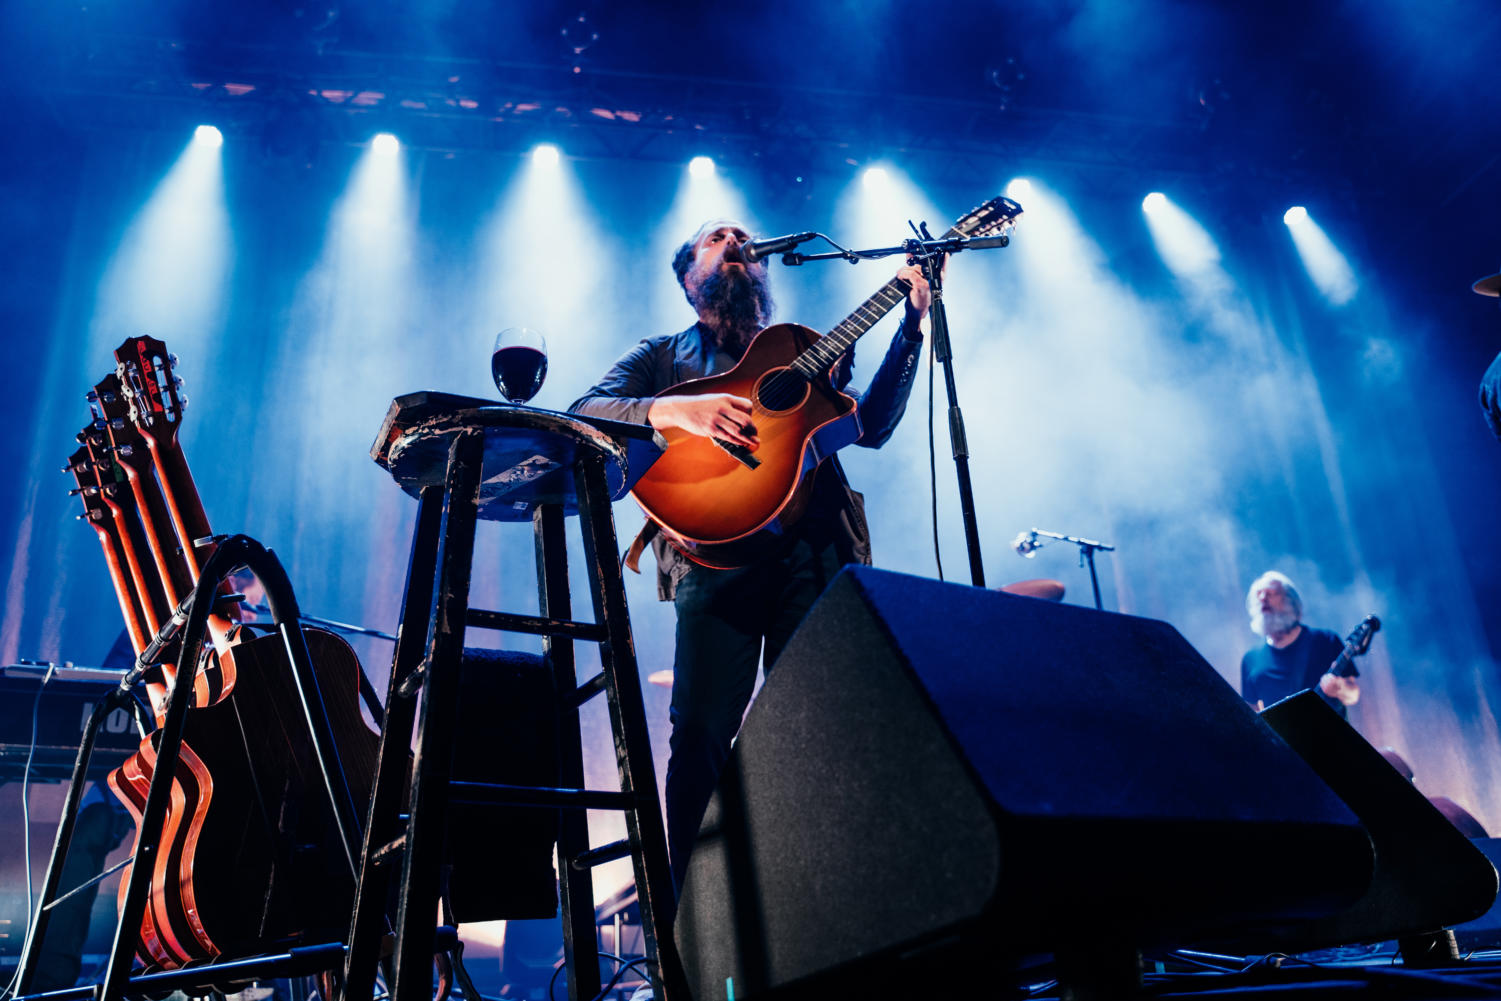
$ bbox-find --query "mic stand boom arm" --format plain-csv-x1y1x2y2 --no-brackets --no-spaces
780,229,1013,587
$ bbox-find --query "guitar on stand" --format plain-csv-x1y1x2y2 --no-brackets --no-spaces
630,195,1022,569
17,336,381,997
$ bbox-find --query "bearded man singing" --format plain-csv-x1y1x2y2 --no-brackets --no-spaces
569,219,931,895
1239,570,1361,717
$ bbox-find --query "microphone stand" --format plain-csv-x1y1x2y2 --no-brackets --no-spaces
1020,529,1116,610
782,229,1013,588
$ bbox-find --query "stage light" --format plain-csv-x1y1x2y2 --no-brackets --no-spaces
1285,207,1357,306
862,166,888,188
371,133,400,156
689,156,715,178
1005,178,1032,199
1142,193,1221,277
93,132,228,350
532,144,561,167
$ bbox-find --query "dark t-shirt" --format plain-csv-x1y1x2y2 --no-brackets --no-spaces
1240,625,1349,717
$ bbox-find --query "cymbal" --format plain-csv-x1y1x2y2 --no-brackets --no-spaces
997,578,1066,602
646,669,675,689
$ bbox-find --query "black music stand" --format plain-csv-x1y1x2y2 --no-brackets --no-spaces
341,392,683,1001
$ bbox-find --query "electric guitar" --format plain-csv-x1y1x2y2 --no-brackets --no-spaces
630,195,1022,568
1330,614,1380,678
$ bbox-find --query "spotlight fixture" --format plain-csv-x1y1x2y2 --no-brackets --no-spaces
194,124,224,148
689,156,715,178
532,144,561,166
1005,177,1032,199
1283,206,1308,226
1142,192,1167,214
372,132,400,155
862,166,888,188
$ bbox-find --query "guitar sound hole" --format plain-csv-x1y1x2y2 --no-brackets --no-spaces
754,368,810,414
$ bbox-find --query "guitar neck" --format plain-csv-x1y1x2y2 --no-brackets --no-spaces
792,276,913,378
69,448,151,653
149,437,216,579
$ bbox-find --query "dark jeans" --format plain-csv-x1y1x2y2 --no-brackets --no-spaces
665,538,845,895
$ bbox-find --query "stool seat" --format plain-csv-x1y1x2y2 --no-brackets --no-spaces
372,390,664,520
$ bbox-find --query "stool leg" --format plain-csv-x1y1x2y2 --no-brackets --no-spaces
534,503,603,1001
574,453,686,1001
342,483,445,1001
393,429,485,1001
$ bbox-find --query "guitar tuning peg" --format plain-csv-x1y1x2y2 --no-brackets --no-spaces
68,487,84,496
169,353,179,367
102,390,116,403
172,376,184,387
93,418,106,430
117,444,134,457
85,390,99,402
180,396,189,410
110,417,125,429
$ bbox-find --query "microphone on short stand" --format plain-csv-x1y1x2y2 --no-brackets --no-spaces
742,232,817,263
1012,530,1041,558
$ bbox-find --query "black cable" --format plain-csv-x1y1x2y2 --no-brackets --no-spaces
547,953,653,1001
2,663,58,1000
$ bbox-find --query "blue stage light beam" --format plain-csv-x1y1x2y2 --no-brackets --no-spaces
833,161,944,332
1141,193,1222,279
92,131,230,354
1285,207,1357,306
477,147,615,408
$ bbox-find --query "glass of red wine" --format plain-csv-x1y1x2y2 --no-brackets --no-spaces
491,327,548,404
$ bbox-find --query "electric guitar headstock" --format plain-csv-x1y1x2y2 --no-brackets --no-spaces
942,194,1024,241
1331,614,1381,678
115,336,187,451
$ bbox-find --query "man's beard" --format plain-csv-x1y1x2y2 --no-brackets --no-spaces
1251,608,1298,638
693,266,774,354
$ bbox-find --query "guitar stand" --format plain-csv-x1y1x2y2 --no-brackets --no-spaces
12,536,373,1001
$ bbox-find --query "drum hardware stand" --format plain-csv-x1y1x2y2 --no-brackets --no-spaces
778,217,1020,587
12,536,369,1001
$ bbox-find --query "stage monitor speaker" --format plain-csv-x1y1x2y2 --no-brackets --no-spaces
674,566,1374,1001
1248,691,1498,952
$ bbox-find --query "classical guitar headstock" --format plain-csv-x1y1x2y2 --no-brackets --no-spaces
115,336,187,448
943,194,1024,241
90,372,155,477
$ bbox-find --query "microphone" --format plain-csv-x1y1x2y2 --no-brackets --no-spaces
742,231,816,263
1012,530,1041,558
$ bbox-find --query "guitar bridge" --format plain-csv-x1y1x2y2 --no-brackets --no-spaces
712,437,761,470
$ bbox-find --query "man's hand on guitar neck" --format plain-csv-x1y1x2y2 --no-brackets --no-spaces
649,393,760,449
899,263,934,322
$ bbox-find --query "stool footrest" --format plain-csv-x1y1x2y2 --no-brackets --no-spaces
571,838,633,871
564,672,608,710
448,781,639,811
468,608,605,641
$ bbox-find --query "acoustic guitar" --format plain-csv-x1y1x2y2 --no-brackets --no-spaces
631,195,1022,568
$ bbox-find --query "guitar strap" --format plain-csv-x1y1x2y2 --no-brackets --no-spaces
623,518,660,575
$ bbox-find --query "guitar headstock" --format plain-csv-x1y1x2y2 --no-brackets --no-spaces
90,372,155,476
64,445,111,527
943,195,1024,241
115,336,187,448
